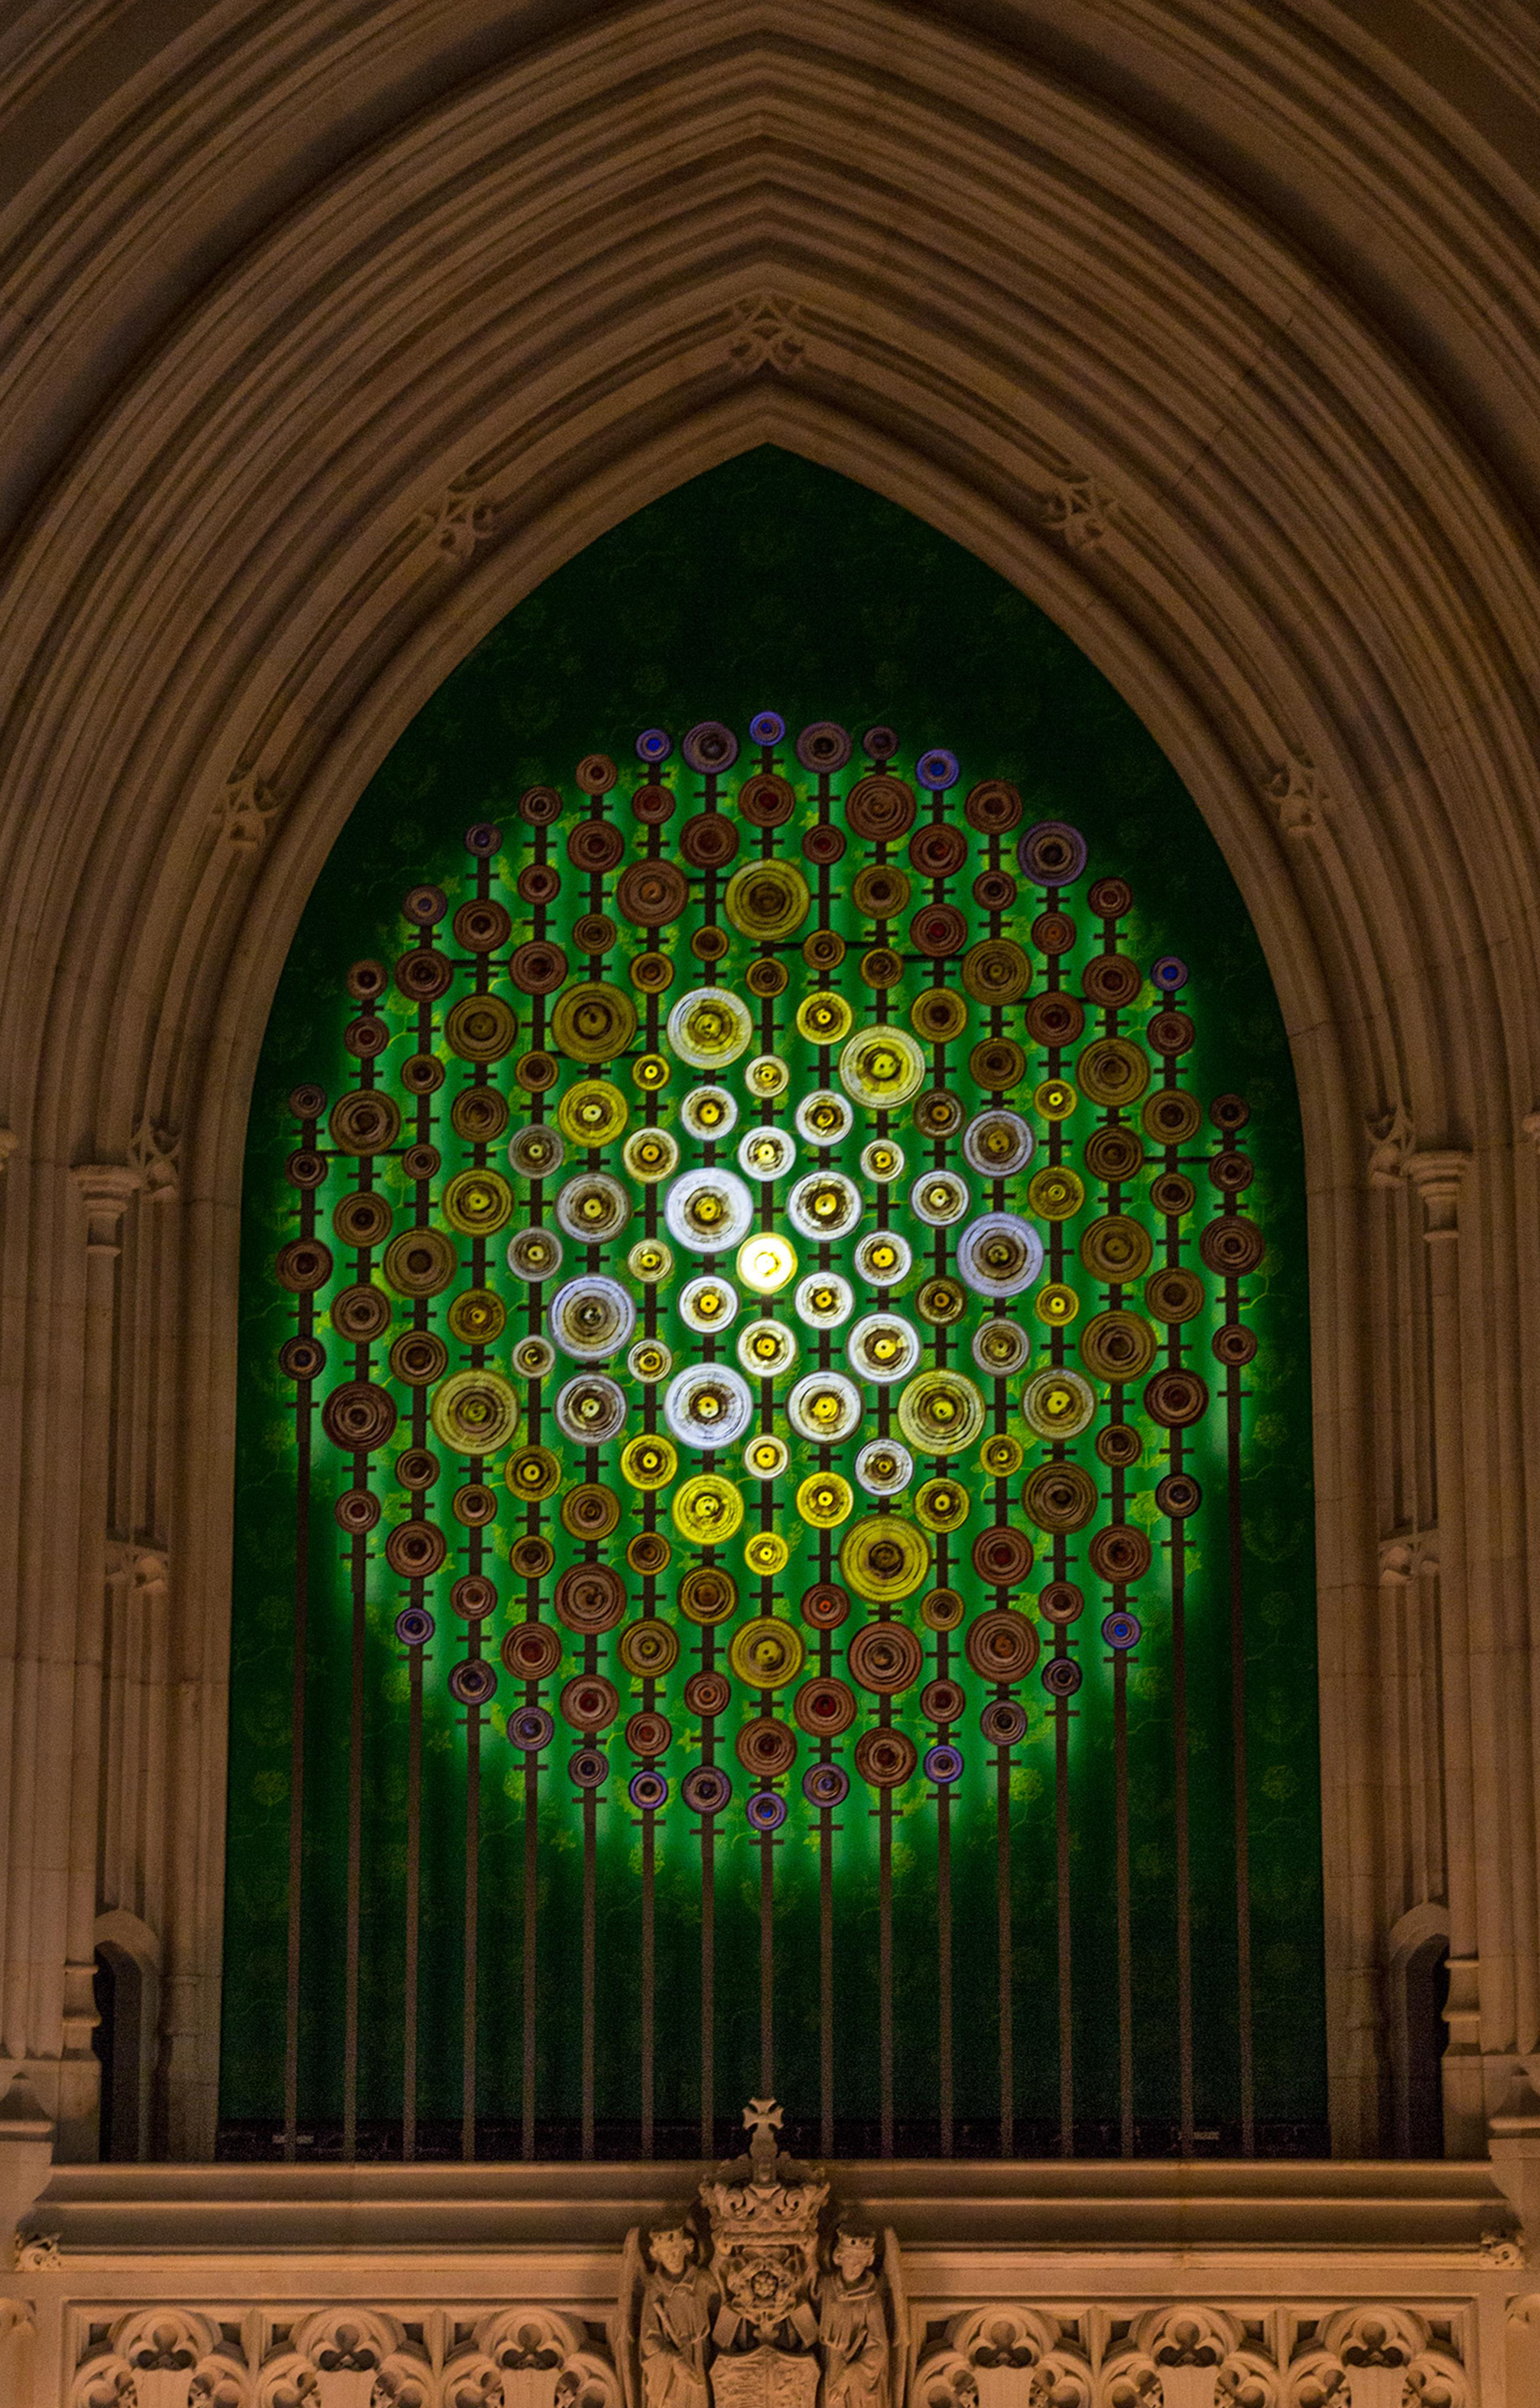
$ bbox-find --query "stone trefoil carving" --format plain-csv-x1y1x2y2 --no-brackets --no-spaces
216,771,286,849
726,295,807,374
1367,1102,1415,1188
1030,475,1114,552
622,2101,900,2408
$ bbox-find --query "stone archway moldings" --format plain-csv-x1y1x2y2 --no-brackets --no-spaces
0,0,1536,2154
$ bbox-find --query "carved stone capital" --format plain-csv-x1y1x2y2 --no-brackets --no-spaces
1404,1147,1469,1232
70,1162,140,1253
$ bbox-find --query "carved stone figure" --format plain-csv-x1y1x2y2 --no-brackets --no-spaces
639,2228,715,2408
819,2233,890,2408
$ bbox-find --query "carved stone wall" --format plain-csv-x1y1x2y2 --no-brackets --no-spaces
2,0,1540,2170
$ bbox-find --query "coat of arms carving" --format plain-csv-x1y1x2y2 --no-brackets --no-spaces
618,2102,904,2408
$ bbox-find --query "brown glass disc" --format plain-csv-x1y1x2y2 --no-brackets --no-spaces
396,949,455,1002
519,785,562,825
1199,1217,1265,1276
629,781,674,823
845,774,918,840
800,1581,850,1630
1148,1009,1195,1056
1024,990,1086,1048
967,1037,1028,1093
502,1622,563,1680
1210,1093,1251,1131
738,772,796,826
854,1728,918,1789
510,940,568,994
970,1525,1036,1588
911,987,969,1043
1144,1089,1203,1145
1088,1523,1153,1584
1209,1150,1255,1192
384,1520,448,1579
846,1621,924,1696
746,958,788,996
453,900,512,954
908,822,969,879
804,929,845,971
862,947,903,988
332,1282,391,1341
915,1276,966,1325
1094,1422,1142,1468
684,1670,732,1718
567,819,625,872
963,778,1023,833
691,925,729,962
515,1051,559,1093
1155,1473,1202,1519
616,860,687,926
631,954,674,994
793,1677,857,1737
921,1677,967,1726
322,1381,398,1453
1144,1367,1211,1426
679,1566,738,1624
1031,910,1076,956
449,1085,510,1144
388,1329,449,1387
736,1717,797,1777
1038,1580,1085,1626
510,1533,555,1580
961,939,1032,1003
802,823,846,865
1213,1323,1259,1365
1151,1170,1196,1217
573,913,618,956
1084,1124,1144,1183
964,1606,1040,1682
1022,1462,1098,1533
1089,875,1133,918
1082,952,1143,1007
343,1016,388,1059
627,1530,672,1576
400,1054,444,1094
517,862,561,907
554,1563,627,1633
332,1190,393,1250
972,868,1018,913
679,813,739,868
910,902,968,958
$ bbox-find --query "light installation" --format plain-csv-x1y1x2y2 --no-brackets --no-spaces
231,704,1316,2164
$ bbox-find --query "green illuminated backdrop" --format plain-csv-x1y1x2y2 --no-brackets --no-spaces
223,448,1324,2160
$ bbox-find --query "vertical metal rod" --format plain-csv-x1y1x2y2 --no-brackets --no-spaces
462,1705,481,2159
521,1752,538,2161
819,1807,834,2154
760,1832,774,2096
1172,1503,1196,2156
343,1513,366,2159
1114,1649,1133,2154
938,1781,953,2155
282,1392,310,2162
879,1792,894,2156
699,1825,715,2154
581,1781,596,2158
997,1747,1013,2154
1055,1698,1073,2154
1228,1362,1256,2152
402,1648,422,2161
641,1808,656,2156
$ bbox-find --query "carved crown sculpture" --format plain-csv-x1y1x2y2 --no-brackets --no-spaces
699,2100,829,2248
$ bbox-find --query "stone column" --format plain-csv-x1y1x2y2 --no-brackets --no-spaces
57,1166,139,2158
1405,1149,1495,2153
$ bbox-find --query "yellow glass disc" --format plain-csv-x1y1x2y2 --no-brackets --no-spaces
430,1368,520,1456
744,1530,791,1578
728,1616,805,1689
896,1369,987,1456
1027,1163,1085,1221
632,1054,672,1090
550,982,638,1065
838,1023,926,1109
914,1477,970,1533
920,1586,965,1631
619,1433,679,1491
618,1619,681,1677
797,1471,853,1529
666,985,754,1069
505,1444,561,1500
1034,1281,1080,1326
980,1433,1025,1479
724,859,811,943
796,990,855,1046
746,1054,791,1098
838,1514,931,1603
745,1434,791,1481
737,1231,798,1294
672,1473,745,1544
627,1238,674,1283
556,1080,628,1148
1021,1365,1098,1439
442,1167,515,1235
622,1127,679,1183
446,1288,507,1345
1034,1079,1077,1122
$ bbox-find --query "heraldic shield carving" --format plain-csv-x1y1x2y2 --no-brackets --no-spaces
618,2102,905,2408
